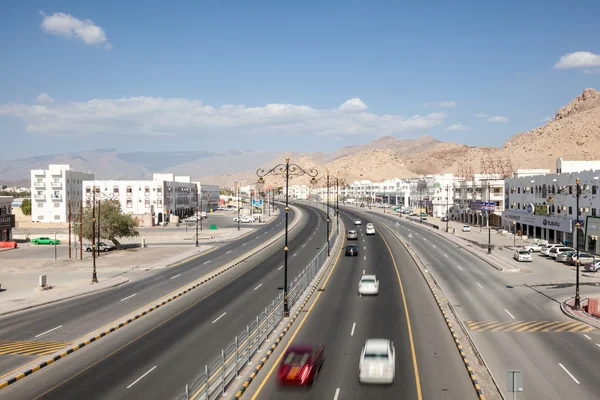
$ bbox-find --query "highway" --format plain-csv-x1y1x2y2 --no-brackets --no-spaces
0,205,330,399
246,208,477,400
0,206,295,378
368,210,600,400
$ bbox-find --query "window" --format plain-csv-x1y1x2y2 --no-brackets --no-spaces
86,186,91,194
113,186,119,194
593,185,598,195
54,203,60,208
0,205,5,216
593,208,597,217
95,187,100,193
145,186,150,195
518,188,521,194
145,198,150,208
126,186,133,194
38,215,44,220
569,206,573,215
126,198,133,208
157,199,162,208
54,215,60,220
86,200,91,207
37,202,44,208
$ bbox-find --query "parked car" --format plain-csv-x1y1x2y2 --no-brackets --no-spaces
548,246,574,259
359,339,395,384
540,244,562,256
524,243,546,253
345,244,359,256
347,230,359,240
570,253,596,265
556,251,576,263
277,344,324,386
365,223,376,235
584,261,600,272
84,242,116,252
441,216,448,222
513,249,533,262
31,237,60,245
461,225,471,232
358,275,379,295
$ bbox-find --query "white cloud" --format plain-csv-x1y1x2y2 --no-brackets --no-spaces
475,113,489,118
488,116,509,123
444,124,468,131
554,51,600,69
35,92,54,104
541,116,552,122
40,11,111,49
584,68,600,74
0,96,447,139
423,101,456,108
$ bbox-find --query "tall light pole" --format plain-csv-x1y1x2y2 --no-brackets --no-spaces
257,157,318,317
512,221,516,248
91,185,98,283
487,181,492,255
446,184,450,232
575,177,582,310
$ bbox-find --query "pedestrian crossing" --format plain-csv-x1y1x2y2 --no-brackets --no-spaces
466,320,596,333
0,339,71,356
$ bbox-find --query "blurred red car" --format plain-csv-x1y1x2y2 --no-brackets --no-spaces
277,344,324,386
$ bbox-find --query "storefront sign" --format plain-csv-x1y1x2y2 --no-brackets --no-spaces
525,203,535,214
502,211,572,233
534,205,549,215
0,214,15,230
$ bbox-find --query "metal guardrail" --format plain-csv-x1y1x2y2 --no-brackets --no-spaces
173,206,338,400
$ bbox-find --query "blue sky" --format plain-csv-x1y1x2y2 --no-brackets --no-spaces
1,0,599,159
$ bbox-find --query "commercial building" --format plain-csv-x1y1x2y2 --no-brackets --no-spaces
82,173,198,225
451,174,505,226
340,178,410,206
504,158,600,253
30,164,94,223
408,174,456,218
194,182,220,212
0,196,16,242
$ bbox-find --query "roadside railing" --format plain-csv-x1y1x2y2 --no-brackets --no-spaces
173,205,338,400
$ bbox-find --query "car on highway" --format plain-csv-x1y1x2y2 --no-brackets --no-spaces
461,225,471,232
556,250,576,263
569,252,596,265
358,275,379,295
513,249,533,262
84,242,116,252
584,261,600,272
347,230,359,240
365,223,375,235
277,344,324,386
31,237,60,245
354,219,362,226
359,338,395,384
345,244,359,256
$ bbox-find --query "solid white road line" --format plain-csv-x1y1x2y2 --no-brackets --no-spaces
584,334,591,340
121,293,137,302
476,282,483,288
127,366,158,389
254,283,263,291
444,253,448,258
203,260,210,265
170,274,181,280
35,325,63,338
457,265,463,270
278,265,283,270
334,388,340,400
558,363,580,384
226,250,232,254
212,312,227,324
505,309,516,319
350,323,356,336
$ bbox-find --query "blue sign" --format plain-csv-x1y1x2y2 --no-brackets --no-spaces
252,199,263,207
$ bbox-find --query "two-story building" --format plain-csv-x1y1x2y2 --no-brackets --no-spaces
0,196,16,242
451,174,505,227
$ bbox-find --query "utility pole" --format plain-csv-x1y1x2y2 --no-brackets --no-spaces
79,200,83,260
92,186,98,283
68,200,72,259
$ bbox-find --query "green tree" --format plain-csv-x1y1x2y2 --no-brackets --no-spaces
82,200,139,248
21,198,31,216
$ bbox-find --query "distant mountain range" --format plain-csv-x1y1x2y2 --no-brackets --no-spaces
2,88,600,188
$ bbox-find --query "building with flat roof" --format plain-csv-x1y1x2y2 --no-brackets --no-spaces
0,196,15,242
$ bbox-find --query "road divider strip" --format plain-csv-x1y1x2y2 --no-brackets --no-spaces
0,205,305,392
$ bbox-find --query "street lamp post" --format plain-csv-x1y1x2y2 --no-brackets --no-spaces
92,186,98,283
446,184,450,233
256,157,318,318
487,181,492,255
512,221,516,248
574,177,582,310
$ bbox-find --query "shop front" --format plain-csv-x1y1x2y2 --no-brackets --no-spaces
502,210,572,244
0,214,15,242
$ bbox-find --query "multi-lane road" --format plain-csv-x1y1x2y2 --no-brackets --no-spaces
245,208,477,400
365,209,600,400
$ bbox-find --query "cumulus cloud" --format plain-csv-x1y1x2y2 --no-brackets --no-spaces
554,51,600,69
444,124,468,131
40,11,111,49
0,96,447,139
35,92,54,104
541,116,552,122
423,101,456,108
488,116,509,123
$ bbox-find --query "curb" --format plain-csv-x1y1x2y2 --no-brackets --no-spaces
378,218,493,400
232,208,342,399
0,205,306,392
560,297,600,330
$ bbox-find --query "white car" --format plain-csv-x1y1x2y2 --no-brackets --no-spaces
358,275,379,295
354,219,362,226
540,244,562,256
523,243,546,253
365,223,375,235
461,225,471,232
548,246,574,259
359,339,395,384
513,249,533,262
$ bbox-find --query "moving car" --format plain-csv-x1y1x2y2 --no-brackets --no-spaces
84,242,116,252
354,219,362,226
345,244,359,256
31,237,60,245
359,339,395,384
358,275,379,295
461,225,471,232
365,223,375,235
513,249,533,262
347,230,359,240
277,344,324,386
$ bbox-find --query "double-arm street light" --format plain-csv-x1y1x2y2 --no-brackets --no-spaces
256,157,319,317
314,172,343,257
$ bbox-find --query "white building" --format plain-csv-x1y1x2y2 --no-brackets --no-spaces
504,158,600,253
289,185,310,200
451,174,505,226
83,173,198,225
0,196,15,242
194,183,220,212
405,175,456,217
31,164,94,223
340,178,410,206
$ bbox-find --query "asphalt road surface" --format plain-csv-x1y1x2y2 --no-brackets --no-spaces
245,208,477,400
0,205,331,399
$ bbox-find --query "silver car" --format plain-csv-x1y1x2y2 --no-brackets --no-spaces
556,251,576,263
514,250,533,262
347,230,358,240
570,253,596,265
359,339,395,384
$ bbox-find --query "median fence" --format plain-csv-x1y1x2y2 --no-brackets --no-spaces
173,205,337,400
